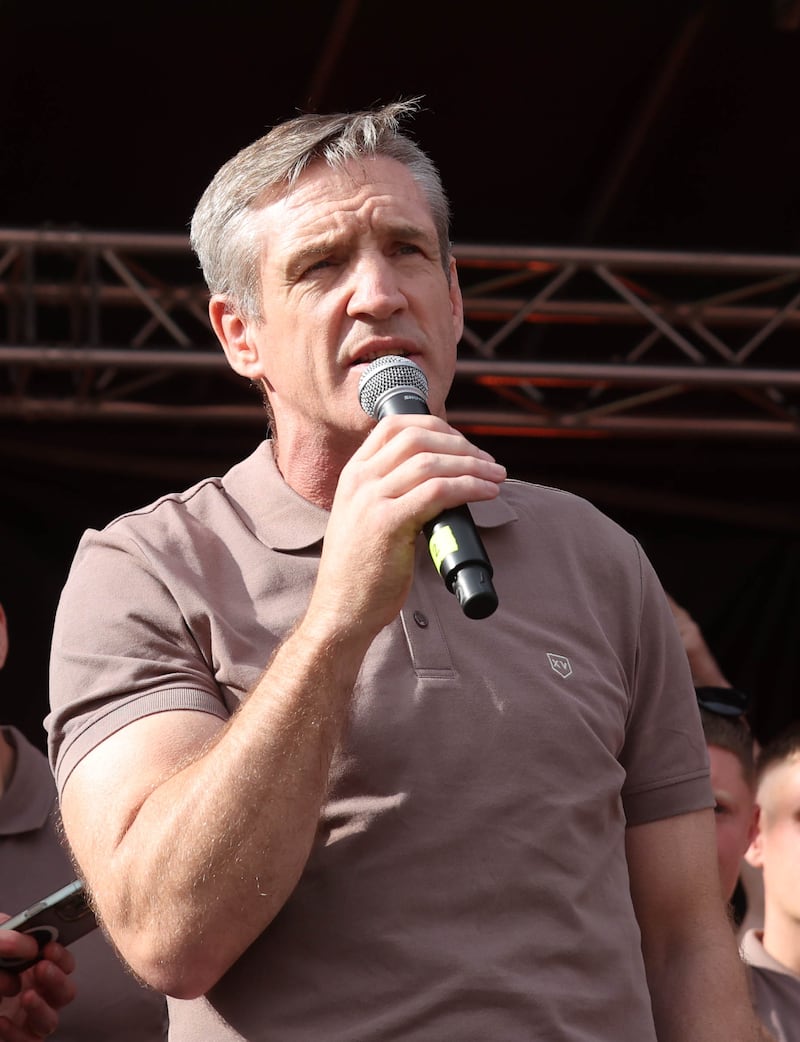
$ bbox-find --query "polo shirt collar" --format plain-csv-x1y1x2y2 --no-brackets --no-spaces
223,440,330,551
223,439,517,552
741,929,796,978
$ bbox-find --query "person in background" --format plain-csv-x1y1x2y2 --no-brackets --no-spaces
0,936,75,1042
2,599,77,1042
0,601,169,1040
741,723,800,1041
48,99,766,1041
667,594,764,933
695,698,759,912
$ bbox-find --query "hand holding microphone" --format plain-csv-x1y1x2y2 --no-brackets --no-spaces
358,356,499,620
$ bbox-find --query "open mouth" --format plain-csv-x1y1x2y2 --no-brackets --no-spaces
350,349,410,367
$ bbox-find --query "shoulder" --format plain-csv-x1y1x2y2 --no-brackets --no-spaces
502,477,620,519
77,443,271,557
495,477,641,559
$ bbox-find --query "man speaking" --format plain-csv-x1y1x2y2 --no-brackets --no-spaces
47,100,766,1041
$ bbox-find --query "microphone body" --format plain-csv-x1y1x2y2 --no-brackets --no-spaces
358,356,499,620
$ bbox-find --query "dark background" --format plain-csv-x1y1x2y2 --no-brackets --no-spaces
2,0,799,749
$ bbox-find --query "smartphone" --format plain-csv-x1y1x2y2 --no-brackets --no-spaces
0,879,98,972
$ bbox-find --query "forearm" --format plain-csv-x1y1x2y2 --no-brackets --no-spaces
645,923,769,1041
684,635,730,687
628,814,770,1042
64,615,373,997
666,595,729,686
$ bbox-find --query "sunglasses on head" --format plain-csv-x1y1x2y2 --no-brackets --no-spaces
695,685,752,719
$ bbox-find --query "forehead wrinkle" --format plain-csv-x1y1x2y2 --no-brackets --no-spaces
254,156,440,285
282,212,436,284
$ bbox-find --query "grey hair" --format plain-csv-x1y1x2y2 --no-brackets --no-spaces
189,98,452,321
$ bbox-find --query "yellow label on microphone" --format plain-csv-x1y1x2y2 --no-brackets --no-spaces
429,525,459,571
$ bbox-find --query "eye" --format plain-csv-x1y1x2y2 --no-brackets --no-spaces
304,256,334,275
395,242,424,257
294,250,341,280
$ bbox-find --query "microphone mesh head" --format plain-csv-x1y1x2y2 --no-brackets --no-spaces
358,356,429,418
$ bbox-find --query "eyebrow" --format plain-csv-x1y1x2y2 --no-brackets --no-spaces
384,220,432,243
284,241,335,279
285,220,436,279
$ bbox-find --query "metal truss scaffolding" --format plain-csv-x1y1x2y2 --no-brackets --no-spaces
2,228,799,440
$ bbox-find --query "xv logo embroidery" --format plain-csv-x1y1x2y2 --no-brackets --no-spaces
547,653,573,679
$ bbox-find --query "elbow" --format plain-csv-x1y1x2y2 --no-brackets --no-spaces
147,964,221,1003
112,926,235,1000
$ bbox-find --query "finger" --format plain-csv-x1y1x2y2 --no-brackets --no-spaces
0,1014,34,1042
12,986,58,1039
0,931,38,968
356,413,499,468
28,958,76,1011
352,412,443,460
36,944,75,981
0,974,22,1000
352,454,505,526
350,427,504,502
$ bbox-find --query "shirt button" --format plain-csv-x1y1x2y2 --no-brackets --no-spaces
412,610,429,628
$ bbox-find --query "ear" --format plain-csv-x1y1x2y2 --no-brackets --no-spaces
744,804,764,868
448,257,464,344
744,800,759,853
208,295,264,381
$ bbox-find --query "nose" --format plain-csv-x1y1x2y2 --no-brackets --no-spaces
346,252,407,320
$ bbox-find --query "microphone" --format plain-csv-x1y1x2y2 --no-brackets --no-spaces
358,355,499,620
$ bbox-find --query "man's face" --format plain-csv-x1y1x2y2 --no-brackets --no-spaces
748,757,800,924
708,744,757,902
231,155,463,457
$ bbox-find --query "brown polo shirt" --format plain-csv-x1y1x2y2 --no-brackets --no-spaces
48,441,712,1041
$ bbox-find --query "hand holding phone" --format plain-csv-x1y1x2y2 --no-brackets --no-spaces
0,880,98,973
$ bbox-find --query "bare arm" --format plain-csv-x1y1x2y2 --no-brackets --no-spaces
627,810,772,1041
665,595,730,687
59,415,505,999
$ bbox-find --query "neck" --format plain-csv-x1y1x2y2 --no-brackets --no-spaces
273,428,363,510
